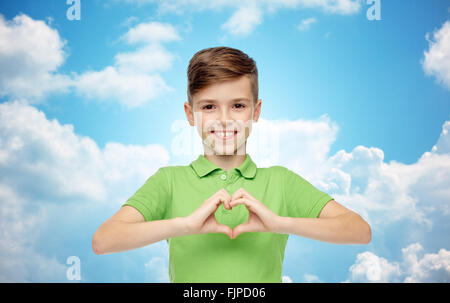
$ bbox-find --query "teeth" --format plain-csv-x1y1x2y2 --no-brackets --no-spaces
211,130,236,137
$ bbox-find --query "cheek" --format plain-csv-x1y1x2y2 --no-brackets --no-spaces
197,124,209,139
236,110,253,124
237,117,253,134
193,112,209,135
198,120,217,141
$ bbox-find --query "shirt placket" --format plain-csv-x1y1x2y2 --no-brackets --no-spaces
218,170,236,214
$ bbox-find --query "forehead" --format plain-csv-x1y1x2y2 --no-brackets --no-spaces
192,76,252,104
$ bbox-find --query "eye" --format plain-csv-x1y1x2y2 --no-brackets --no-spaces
233,103,246,110
202,104,214,110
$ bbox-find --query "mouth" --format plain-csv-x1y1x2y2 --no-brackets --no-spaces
210,129,238,140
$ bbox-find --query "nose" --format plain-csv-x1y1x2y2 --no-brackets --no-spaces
217,107,233,129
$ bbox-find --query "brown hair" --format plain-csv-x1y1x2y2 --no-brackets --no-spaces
187,46,258,105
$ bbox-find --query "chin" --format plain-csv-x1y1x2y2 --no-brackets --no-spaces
211,142,247,156
215,149,237,156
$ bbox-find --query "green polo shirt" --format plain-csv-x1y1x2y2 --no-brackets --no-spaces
123,153,334,283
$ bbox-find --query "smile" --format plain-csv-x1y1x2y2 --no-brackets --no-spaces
210,130,238,140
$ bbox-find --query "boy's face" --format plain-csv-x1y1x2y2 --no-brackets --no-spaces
185,75,262,156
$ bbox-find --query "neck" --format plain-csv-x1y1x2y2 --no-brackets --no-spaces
203,142,247,172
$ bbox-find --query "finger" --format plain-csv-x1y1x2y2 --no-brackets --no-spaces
231,188,244,202
212,189,230,204
205,216,233,238
219,191,232,210
210,194,232,216
232,222,253,239
214,191,231,207
198,195,228,221
230,197,254,210
217,224,233,239
219,188,232,200
231,187,253,201
231,197,268,222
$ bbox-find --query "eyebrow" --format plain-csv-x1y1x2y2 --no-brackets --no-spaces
196,97,251,104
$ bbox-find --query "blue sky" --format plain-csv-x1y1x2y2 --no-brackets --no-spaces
0,0,449,282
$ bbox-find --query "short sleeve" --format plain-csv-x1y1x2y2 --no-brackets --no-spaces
282,167,334,218
122,167,171,222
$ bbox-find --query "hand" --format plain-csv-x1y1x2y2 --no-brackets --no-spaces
185,188,233,238
229,188,282,239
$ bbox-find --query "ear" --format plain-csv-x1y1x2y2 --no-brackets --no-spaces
253,99,262,123
184,101,195,126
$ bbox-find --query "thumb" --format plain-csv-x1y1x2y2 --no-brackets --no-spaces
217,223,233,239
232,223,251,239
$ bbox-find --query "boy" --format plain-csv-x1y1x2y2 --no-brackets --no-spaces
92,46,371,283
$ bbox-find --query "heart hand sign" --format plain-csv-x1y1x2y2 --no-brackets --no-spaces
185,188,282,239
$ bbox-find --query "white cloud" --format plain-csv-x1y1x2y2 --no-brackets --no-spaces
248,114,339,175
0,100,170,281
145,256,170,282
431,121,450,154
0,13,179,109
221,3,263,36
122,21,180,44
0,100,169,202
402,243,450,282
422,21,450,90
74,66,172,108
0,13,71,100
74,21,180,108
118,0,362,36
126,0,362,15
0,180,70,282
346,243,450,282
348,251,401,282
256,116,450,283
266,117,450,229
282,275,293,282
114,43,177,74
303,274,322,282
297,17,317,31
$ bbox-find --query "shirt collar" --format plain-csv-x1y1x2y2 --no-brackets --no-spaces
190,153,257,179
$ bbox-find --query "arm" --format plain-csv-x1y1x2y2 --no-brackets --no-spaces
92,189,234,255
276,200,371,244
92,206,189,255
